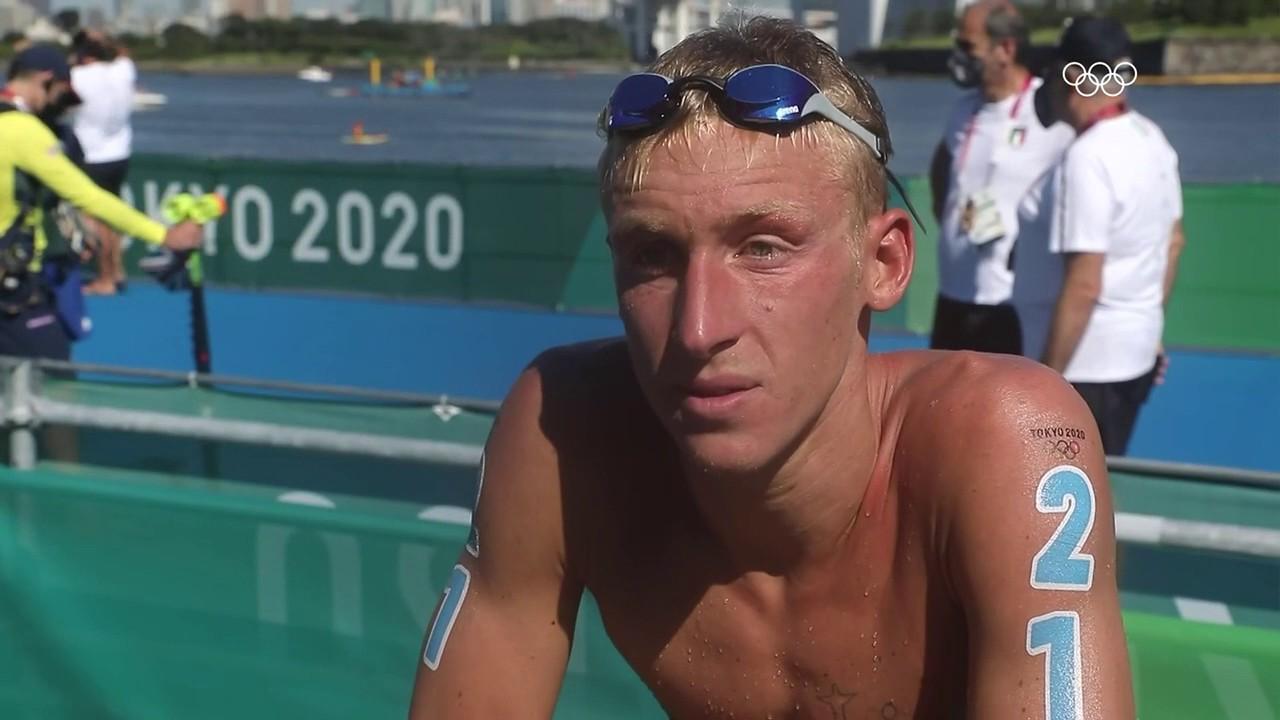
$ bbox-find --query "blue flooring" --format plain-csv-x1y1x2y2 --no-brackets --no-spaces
76,284,1279,472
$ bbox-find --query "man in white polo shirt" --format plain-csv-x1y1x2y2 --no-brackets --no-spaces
1014,16,1185,456
71,31,136,295
928,0,1073,353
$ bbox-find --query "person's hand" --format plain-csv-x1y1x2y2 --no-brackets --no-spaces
1154,344,1170,386
162,221,203,252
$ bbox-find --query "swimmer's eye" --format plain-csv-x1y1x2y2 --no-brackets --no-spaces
735,239,787,265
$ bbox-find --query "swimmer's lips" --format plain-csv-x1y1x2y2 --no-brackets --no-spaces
675,375,761,420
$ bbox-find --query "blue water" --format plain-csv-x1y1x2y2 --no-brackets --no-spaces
76,285,1279,472
132,71,1280,182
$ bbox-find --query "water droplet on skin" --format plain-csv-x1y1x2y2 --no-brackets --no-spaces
723,597,729,605
873,655,881,663
873,639,879,648
808,625,814,632
863,589,870,597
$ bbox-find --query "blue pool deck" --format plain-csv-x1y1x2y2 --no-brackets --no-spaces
76,284,1279,472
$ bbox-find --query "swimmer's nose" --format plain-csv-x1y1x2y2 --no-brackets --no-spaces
672,251,741,359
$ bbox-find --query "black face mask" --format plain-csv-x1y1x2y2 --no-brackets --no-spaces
947,49,983,88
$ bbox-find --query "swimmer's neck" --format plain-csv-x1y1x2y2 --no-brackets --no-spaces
983,65,1031,104
683,363,886,575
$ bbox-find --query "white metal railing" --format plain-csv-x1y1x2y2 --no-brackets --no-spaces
2,358,1279,560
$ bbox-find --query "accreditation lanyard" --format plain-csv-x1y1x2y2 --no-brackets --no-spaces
953,73,1034,187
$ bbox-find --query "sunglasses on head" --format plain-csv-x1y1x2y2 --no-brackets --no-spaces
602,63,923,230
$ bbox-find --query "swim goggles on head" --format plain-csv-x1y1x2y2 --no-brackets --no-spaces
602,64,923,229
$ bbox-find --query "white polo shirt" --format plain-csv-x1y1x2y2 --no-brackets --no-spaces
938,76,1075,306
71,57,136,165
1012,109,1182,383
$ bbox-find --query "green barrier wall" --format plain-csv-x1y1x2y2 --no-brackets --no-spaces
0,462,1277,719
37,378,1280,632
118,155,1279,351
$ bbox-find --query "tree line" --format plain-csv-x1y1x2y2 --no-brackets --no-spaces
123,16,630,63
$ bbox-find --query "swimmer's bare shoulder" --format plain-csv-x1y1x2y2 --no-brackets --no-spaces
407,339,647,720
889,351,1136,718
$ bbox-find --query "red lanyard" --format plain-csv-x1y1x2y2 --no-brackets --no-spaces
954,73,1034,174
1078,102,1129,135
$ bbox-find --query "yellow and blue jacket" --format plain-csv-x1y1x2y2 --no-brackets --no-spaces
0,103,165,270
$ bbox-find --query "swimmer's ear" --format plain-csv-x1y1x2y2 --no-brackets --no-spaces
862,207,914,312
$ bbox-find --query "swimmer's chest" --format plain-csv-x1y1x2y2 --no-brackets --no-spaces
587,514,966,719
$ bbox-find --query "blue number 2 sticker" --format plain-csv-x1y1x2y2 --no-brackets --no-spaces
1027,611,1083,720
423,564,471,671
1030,466,1096,591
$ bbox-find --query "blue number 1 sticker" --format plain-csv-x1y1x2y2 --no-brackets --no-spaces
1027,611,1083,720
423,564,471,671
1030,466,1096,591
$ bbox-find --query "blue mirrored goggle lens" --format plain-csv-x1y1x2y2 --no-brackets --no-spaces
723,65,819,124
608,73,673,131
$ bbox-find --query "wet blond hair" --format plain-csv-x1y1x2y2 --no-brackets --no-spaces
598,15,893,226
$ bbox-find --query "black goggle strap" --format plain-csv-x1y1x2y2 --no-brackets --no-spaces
884,166,926,235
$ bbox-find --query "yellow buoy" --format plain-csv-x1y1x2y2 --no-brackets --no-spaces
370,57,382,87
424,56,436,84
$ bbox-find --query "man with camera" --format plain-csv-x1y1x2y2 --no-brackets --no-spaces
1,44,201,361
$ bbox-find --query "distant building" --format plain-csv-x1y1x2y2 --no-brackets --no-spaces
0,0,39,35
638,0,842,58
432,0,490,25
265,0,290,18
616,0,1082,60
226,0,291,18
507,0,610,24
22,0,46,20
353,0,391,20
228,0,265,19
